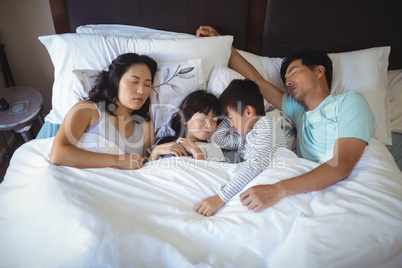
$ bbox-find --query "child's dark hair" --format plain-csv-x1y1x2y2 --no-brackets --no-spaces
156,90,220,145
280,49,333,91
218,79,265,116
88,53,157,121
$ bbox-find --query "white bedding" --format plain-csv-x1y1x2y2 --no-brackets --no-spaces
1,137,401,267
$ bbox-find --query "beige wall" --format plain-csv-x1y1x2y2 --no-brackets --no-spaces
0,0,55,157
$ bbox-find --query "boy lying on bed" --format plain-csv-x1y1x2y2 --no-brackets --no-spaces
195,79,287,216
196,26,375,213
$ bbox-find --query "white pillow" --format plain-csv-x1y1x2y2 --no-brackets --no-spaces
236,50,267,79
329,47,391,145
76,24,195,39
208,65,244,98
388,69,402,133
257,46,392,145
72,59,205,138
207,65,297,152
258,56,289,93
38,33,233,124
208,65,271,110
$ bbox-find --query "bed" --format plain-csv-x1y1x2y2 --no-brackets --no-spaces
1,0,402,267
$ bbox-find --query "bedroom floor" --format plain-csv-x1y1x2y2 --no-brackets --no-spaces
0,138,23,183
0,122,41,184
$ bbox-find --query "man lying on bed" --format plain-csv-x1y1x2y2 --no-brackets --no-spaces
196,26,375,213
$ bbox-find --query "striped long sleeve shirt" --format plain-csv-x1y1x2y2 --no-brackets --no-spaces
212,116,287,202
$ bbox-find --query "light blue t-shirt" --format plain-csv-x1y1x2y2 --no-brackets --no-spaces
282,91,375,162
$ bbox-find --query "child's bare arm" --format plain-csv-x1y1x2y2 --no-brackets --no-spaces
176,138,205,160
195,194,225,217
149,142,188,161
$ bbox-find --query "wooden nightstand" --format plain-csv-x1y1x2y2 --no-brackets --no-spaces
0,86,44,155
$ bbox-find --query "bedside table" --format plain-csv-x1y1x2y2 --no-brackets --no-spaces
0,86,44,155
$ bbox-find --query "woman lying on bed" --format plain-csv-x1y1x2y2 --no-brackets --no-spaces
50,53,157,170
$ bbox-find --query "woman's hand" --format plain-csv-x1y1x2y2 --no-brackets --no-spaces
195,194,226,216
196,26,221,37
176,137,205,160
149,142,188,161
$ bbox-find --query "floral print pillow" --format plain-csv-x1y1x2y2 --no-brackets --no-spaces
150,59,205,138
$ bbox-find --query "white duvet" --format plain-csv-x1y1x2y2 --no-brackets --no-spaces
0,137,401,268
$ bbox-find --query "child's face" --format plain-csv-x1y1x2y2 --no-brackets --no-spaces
186,110,218,142
227,107,251,136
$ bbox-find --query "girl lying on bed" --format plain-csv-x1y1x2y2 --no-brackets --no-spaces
50,53,157,170
149,90,225,162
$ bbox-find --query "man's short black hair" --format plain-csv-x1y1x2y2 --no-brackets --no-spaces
218,79,265,116
280,49,333,91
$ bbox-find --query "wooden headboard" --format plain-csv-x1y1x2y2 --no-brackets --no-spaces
49,0,402,70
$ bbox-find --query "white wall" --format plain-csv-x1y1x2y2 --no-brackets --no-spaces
0,0,55,115
0,0,55,158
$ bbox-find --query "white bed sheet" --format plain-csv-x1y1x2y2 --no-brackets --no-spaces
0,138,401,268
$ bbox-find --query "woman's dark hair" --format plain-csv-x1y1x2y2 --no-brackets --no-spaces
280,49,333,91
218,79,265,116
156,90,221,145
88,53,157,121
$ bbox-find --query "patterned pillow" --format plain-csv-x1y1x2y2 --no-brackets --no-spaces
150,59,205,138
264,102,296,152
73,69,101,101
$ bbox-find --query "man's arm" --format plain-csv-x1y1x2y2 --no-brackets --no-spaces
196,25,284,110
240,137,366,212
